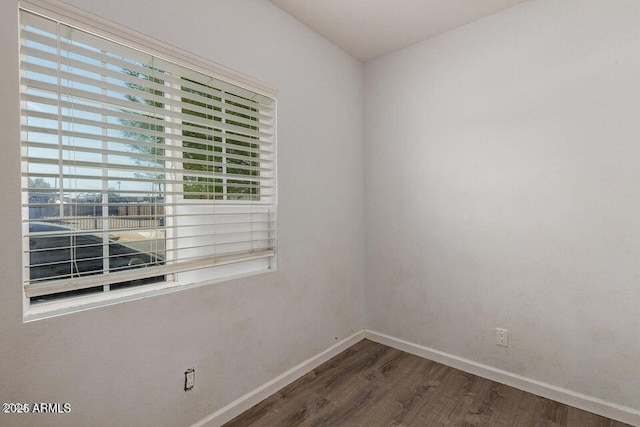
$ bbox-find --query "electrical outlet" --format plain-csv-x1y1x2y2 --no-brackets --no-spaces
184,368,195,391
496,328,509,347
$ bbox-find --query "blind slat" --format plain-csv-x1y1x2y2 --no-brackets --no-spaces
22,133,273,165
21,82,272,147
20,63,273,139
20,25,275,111
21,108,273,152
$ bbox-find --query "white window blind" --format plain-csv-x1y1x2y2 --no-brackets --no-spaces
20,5,277,303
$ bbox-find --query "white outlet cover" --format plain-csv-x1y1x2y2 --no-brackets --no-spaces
496,328,509,347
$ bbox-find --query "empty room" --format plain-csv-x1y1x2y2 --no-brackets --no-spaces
0,0,639,426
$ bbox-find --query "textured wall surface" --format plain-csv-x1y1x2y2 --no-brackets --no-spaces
0,1,365,426
364,0,640,412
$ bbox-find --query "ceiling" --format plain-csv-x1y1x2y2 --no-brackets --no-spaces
269,0,529,61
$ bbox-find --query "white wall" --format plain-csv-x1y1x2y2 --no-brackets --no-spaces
364,0,640,414
0,1,364,426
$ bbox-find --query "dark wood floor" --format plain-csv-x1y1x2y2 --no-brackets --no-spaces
225,339,630,427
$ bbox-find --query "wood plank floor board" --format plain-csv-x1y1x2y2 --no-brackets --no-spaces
306,351,414,425
224,340,631,427
494,384,531,426
454,376,500,426
511,392,549,427
391,358,455,426
417,369,473,426
543,399,569,425
302,346,405,426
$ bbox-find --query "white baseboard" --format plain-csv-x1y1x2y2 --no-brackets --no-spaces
192,329,366,427
364,330,640,426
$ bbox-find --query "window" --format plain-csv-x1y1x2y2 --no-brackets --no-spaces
19,1,277,307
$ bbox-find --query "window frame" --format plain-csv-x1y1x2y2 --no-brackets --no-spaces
20,0,278,321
